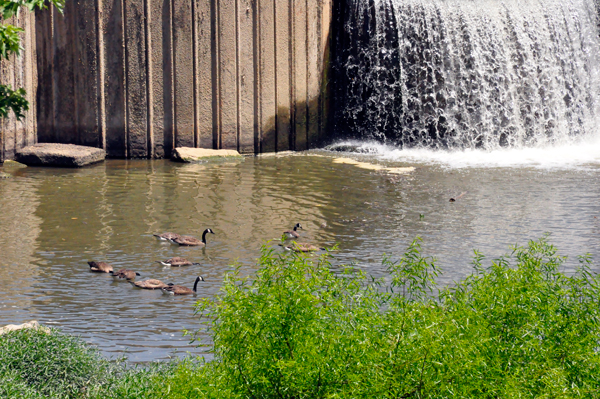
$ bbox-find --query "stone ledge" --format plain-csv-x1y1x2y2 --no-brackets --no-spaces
171,147,243,163
15,143,106,167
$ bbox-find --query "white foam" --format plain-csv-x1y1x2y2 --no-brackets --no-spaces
327,135,600,169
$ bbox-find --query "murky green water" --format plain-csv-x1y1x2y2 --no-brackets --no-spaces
1,151,599,361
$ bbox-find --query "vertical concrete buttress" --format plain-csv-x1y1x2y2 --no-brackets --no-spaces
0,0,333,160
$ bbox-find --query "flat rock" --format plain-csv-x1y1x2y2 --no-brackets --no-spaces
172,147,243,163
0,320,50,335
16,143,106,167
171,147,243,163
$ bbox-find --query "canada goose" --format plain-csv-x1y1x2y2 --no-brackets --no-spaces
109,269,141,281
449,191,467,202
88,261,113,273
279,243,325,252
153,232,181,241
129,279,171,290
161,276,204,295
282,223,303,239
156,257,200,267
172,228,215,247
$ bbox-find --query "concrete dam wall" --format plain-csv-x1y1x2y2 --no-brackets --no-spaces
1,0,333,160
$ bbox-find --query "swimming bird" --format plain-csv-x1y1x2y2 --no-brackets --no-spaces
449,191,468,202
282,223,303,239
280,243,325,253
88,261,113,273
156,257,200,267
129,279,171,290
109,269,141,281
161,276,204,295
172,228,215,247
153,232,181,242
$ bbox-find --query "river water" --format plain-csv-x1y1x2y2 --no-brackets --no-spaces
1,141,600,361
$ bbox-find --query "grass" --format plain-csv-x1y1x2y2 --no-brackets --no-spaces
2,237,600,398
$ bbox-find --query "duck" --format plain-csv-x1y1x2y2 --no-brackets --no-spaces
88,261,113,273
109,269,141,281
161,276,204,295
129,279,171,290
172,228,215,247
153,232,181,241
156,257,200,267
279,243,325,252
282,223,303,239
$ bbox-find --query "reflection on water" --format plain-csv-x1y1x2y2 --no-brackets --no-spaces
0,152,599,361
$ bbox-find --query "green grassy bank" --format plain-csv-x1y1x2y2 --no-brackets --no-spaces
2,237,600,398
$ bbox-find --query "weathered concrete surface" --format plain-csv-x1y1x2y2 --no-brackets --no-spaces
16,143,106,167
32,0,333,158
0,320,50,335
0,12,37,162
171,147,242,163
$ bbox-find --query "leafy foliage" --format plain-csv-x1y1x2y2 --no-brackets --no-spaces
0,0,64,120
0,83,27,119
0,0,65,20
0,23,22,60
193,238,600,398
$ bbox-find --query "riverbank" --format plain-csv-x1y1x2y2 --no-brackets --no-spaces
2,237,600,398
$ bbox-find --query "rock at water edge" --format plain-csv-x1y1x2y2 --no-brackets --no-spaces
15,143,106,167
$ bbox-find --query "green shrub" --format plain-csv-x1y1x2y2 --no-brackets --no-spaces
89,362,164,399
194,238,600,398
0,328,112,398
1,368,46,399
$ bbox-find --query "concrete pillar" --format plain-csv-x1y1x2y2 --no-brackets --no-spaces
257,0,276,153
74,0,101,149
99,0,127,157
195,0,214,150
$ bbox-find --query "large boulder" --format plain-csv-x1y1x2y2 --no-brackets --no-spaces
15,143,106,167
171,147,243,163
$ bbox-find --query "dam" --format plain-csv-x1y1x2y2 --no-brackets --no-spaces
2,0,600,158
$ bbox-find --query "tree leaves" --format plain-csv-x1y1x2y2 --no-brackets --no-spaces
0,0,65,20
0,23,22,59
0,84,28,120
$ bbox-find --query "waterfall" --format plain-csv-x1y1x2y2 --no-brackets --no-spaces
332,0,600,150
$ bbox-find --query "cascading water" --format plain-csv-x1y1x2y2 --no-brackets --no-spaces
331,0,600,150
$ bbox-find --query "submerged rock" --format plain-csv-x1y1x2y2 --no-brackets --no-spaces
16,143,105,167
332,157,415,174
171,147,243,163
2,159,27,169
